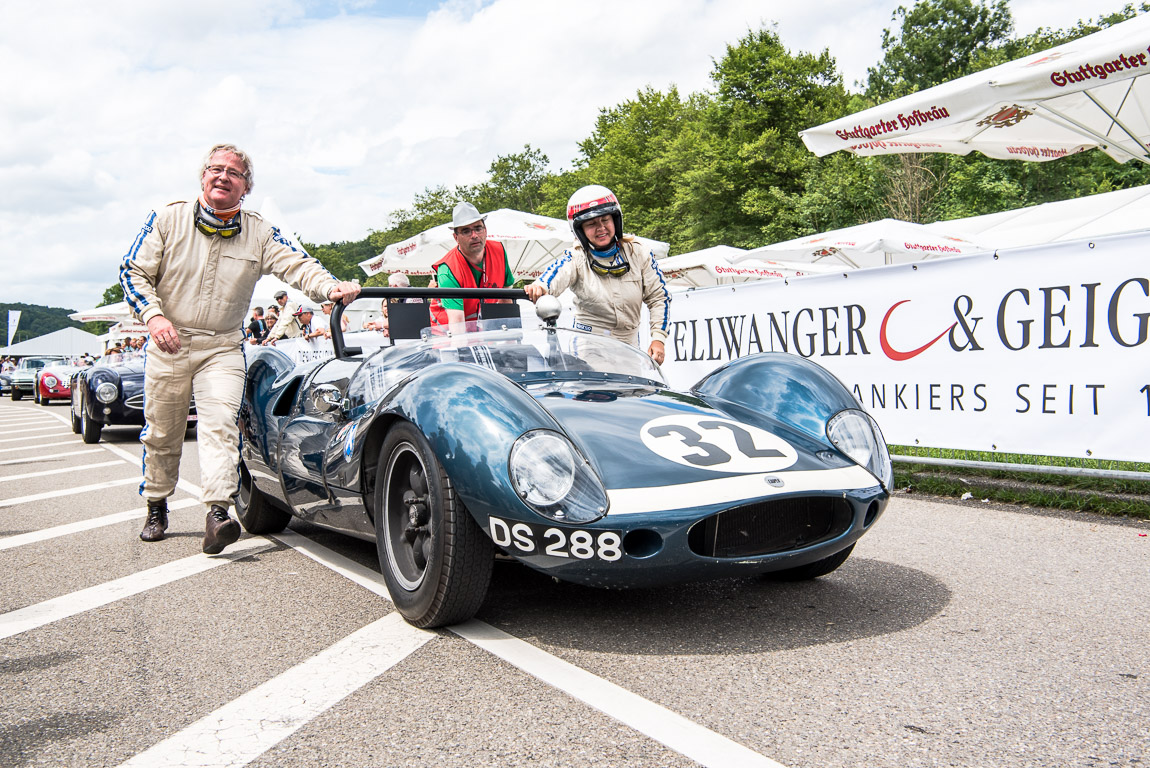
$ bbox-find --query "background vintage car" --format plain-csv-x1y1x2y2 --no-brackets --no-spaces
234,288,893,629
35,359,86,404
70,351,196,443
9,356,66,401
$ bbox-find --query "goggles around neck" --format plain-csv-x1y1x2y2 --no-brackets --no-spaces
194,203,242,239
587,245,629,277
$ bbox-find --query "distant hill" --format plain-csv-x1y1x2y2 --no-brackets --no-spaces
2,302,87,345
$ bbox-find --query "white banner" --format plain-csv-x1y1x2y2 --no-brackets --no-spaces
661,233,1149,463
7,310,20,346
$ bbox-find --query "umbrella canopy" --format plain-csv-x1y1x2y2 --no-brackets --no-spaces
68,301,134,323
737,218,987,268
801,13,1150,164
360,208,669,279
659,245,839,287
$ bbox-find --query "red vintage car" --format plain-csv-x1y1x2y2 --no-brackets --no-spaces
35,359,86,404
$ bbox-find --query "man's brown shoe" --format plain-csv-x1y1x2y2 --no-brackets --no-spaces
140,499,168,542
203,505,240,554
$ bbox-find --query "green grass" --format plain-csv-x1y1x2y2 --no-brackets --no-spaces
888,446,1150,520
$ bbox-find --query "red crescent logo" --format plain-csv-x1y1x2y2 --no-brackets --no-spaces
880,300,956,361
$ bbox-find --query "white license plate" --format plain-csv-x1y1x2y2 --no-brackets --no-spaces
488,516,622,562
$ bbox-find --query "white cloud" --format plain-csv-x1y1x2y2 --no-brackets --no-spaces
0,0,1118,310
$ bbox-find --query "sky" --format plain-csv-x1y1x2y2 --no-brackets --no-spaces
0,0,1115,312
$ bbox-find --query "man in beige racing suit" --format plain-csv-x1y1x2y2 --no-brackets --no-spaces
120,143,360,553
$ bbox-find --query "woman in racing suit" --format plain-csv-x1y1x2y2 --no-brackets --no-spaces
524,185,670,364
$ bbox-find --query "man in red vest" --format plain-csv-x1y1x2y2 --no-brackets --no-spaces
430,202,516,333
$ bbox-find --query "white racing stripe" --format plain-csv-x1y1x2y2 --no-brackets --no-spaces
0,537,276,640
115,613,432,768
607,465,880,515
0,448,104,466
0,477,141,508
0,498,200,551
0,459,125,483
454,620,788,768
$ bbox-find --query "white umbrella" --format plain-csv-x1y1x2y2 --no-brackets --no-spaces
360,208,669,279
801,13,1150,165
659,245,839,287
68,301,134,323
737,218,987,268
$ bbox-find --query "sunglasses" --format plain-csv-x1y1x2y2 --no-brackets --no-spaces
589,258,630,277
194,203,242,239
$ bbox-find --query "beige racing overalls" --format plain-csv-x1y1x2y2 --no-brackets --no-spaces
120,201,338,508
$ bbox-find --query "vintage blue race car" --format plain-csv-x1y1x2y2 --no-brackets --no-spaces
70,351,197,443
236,287,892,628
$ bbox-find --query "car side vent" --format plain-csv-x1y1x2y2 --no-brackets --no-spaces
688,497,853,558
272,377,303,417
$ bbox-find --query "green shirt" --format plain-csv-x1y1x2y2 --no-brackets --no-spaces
436,252,516,311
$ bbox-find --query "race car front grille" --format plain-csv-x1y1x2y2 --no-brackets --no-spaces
688,497,853,558
124,394,144,410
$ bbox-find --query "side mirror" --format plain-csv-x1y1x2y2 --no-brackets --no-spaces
310,384,346,415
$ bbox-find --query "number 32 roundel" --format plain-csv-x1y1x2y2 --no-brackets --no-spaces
640,415,798,473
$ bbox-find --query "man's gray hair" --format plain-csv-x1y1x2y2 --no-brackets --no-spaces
387,273,411,287
200,143,254,193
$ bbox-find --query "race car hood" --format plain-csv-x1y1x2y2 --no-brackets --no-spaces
530,382,861,499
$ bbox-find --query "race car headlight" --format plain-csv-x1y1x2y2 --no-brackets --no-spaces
827,409,892,489
509,430,608,524
42,375,58,388
95,382,120,404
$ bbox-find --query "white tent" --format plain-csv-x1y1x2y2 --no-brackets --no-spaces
0,327,103,356
659,245,840,287
924,183,1150,247
361,208,669,279
801,13,1150,165
737,218,987,268
68,301,134,323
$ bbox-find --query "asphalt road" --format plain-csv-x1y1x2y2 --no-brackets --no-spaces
1,397,1147,768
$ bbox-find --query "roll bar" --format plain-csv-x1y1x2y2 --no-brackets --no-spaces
330,286,529,358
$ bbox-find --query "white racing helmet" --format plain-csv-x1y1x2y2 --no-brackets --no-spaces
566,184,623,253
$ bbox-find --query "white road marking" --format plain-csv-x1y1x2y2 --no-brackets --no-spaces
0,440,76,455
0,425,69,436
97,440,203,499
0,431,70,444
272,530,786,768
0,498,200,551
0,477,141,508
453,621,787,768
0,459,125,483
115,613,433,768
0,448,104,466
0,537,276,640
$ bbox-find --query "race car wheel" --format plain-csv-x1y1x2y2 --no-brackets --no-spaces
765,543,855,581
80,403,102,444
34,388,40,404
375,422,493,628
70,394,82,434
11,390,21,401
234,460,290,534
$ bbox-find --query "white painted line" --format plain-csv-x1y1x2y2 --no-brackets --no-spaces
0,477,143,508
0,459,125,483
0,431,70,444
0,537,276,640
116,613,432,768
0,448,104,466
0,440,76,455
452,620,787,768
96,440,203,500
0,425,69,436
272,531,785,768
0,498,201,551
0,419,61,428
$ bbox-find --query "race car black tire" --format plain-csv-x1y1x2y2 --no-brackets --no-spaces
375,422,493,628
764,543,855,581
80,403,102,444
34,388,40,404
11,390,21,401
234,459,290,534
39,393,50,406
70,395,82,434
